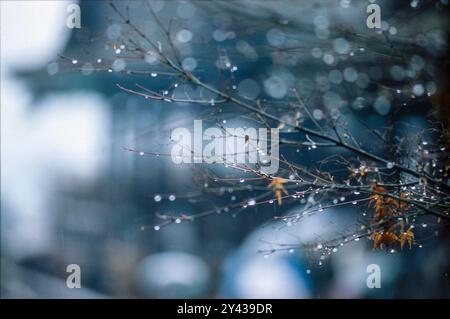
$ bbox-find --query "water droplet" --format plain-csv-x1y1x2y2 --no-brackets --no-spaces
97,58,102,63
72,59,78,64
139,151,144,155
289,249,294,253
306,269,311,274
154,225,160,231
154,195,162,202
151,72,158,77
248,199,256,206
175,218,181,224
169,194,176,201
239,178,245,183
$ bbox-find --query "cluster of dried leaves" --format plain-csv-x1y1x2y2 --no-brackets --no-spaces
371,185,414,250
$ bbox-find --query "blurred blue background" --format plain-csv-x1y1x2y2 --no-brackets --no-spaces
1,0,449,298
